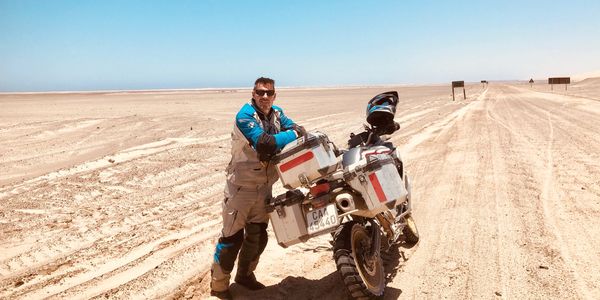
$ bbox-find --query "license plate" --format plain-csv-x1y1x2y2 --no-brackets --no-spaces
306,203,339,235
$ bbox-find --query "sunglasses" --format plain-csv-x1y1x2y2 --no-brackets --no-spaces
254,89,275,97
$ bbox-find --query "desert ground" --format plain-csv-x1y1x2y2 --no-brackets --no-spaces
1,80,599,299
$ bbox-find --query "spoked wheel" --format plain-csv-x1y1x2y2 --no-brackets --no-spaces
401,214,419,244
334,222,385,299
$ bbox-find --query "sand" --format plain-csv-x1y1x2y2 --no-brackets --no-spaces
1,81,599,299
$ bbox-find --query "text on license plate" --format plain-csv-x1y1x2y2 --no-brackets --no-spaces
306,203,339,235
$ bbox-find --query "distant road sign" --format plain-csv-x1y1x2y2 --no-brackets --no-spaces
548,77,570,91
548,77,570,84
451,81,466,100
480,80,488,83
529,79,534,83
452,81,465,88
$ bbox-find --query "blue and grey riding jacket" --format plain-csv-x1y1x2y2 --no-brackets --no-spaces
226,99,298,187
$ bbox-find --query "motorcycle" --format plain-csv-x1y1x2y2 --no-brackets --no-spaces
267,92,419,299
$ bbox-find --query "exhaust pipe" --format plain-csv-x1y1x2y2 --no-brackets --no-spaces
335,192,355,212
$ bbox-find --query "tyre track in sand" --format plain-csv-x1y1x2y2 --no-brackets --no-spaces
1,133,232,299
386,84,600,299
500,86,600,298
538,113,592,299
391,87,505,298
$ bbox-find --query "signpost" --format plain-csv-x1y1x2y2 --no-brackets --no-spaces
481,80,488,88
529,78,534,87
452,81,466,101
548,77,570,91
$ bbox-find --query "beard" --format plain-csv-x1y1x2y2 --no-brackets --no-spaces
255,99,272,114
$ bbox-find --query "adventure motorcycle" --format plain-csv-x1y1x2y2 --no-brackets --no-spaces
268,91,419,299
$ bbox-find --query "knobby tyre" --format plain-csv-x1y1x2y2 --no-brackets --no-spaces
401,214,419,244
333,222,385,299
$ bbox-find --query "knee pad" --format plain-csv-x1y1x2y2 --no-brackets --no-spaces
246,222,268,254
213,229,244,271
220,229,245,245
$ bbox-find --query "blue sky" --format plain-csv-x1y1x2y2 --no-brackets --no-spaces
1,0,599,92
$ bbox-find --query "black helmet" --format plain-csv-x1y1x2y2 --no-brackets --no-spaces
366,91,398,128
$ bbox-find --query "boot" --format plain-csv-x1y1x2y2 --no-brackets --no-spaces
235,223,268,290
234,272,266,290
211,231,244,299
210,289,233,299
210,267,233,299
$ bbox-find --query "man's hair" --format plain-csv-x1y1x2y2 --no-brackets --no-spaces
254,77,275,87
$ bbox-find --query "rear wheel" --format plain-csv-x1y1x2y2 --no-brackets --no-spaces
333,222,385,299
402,214,419,244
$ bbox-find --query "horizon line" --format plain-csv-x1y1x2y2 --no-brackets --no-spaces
0,79,538,95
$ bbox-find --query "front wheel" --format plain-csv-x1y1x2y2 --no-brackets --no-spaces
333,222,385,299
402,214,419,244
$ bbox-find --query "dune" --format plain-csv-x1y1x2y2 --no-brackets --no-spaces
571,70,600,82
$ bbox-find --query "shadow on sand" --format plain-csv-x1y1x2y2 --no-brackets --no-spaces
230,241,417,299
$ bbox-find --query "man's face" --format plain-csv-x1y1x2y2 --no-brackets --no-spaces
252,82,276,114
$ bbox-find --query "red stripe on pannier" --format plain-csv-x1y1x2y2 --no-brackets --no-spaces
279,151,314,173
368,173,387,202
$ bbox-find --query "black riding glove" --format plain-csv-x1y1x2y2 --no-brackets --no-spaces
292,124,307,138
256,133,277,162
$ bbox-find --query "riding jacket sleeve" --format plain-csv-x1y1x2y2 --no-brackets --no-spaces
278,110,296,132
235,105,298,152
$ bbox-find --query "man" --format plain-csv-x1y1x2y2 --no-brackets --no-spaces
210,77,305,299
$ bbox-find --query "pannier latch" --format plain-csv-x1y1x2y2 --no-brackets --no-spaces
299,174,310,187
275,205,286,218
358,174,367,185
